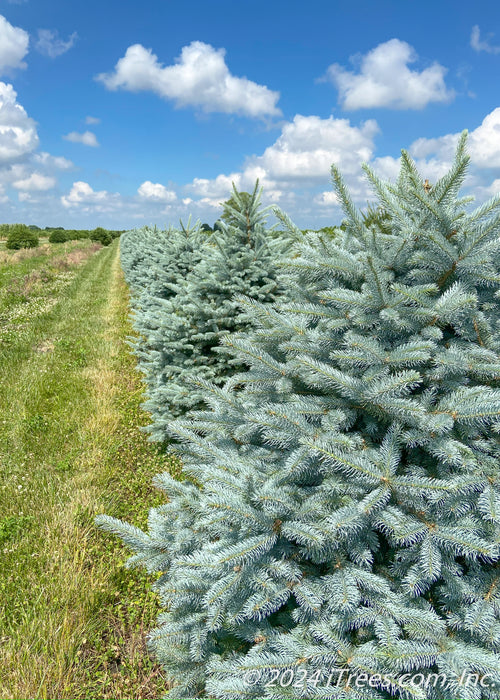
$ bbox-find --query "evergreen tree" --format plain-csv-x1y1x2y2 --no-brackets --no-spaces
99,133,500,699
120,222,207,303
221,190,253,227
120,221,209,421
139,182,284,435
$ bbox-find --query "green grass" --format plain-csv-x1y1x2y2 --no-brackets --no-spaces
0,239,181,699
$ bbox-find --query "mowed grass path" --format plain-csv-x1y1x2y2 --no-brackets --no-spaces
0,240,180,698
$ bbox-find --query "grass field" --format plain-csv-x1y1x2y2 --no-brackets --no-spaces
0,239,181,699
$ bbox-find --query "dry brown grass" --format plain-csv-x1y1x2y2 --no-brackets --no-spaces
0,240,101,268
52,243,102,271
2,242,102,301
0,243,52,265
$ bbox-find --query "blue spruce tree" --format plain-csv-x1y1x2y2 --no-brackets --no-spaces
98,133,500,699
120,220,209,424
120,221,207,303
137,181,284,435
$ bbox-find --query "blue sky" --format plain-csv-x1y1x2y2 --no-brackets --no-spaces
0,0,500,229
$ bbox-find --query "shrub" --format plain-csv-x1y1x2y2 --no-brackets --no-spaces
48,229,68,243
99,133,500,698
90,227,112,246
63,230,87,241
6,224,39,250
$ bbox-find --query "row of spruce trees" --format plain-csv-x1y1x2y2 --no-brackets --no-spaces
98,134,500,699
120,183,285,438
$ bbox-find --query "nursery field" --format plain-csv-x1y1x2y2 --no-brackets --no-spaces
3,144,500,700
0,238,180,699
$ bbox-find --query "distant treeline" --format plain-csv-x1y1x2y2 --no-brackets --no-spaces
0,224,125,247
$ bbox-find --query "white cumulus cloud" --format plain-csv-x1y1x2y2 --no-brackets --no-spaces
325,39,455,110
13,172,56,190
472,178,500,200
369,155,402,182
63,130,99,147
35,29,77,58
33,151,74,170
314,190,340,207
138,180,177,202
61,181,122,213
468,108,500,167
61,181,108,207
0,14,29,74
0,82,39,164
96,41,281,118
409,107,500,170
250,115,379,181
85,115,100,125
190,172,242,199
470,25,500,54
0,88,71,202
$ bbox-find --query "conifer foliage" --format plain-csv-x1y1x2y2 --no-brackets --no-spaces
120,220,208,424
121,183,283,436
120,221,207,302
99,133,500,699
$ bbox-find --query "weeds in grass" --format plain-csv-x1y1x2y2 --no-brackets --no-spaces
0,515,34,545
